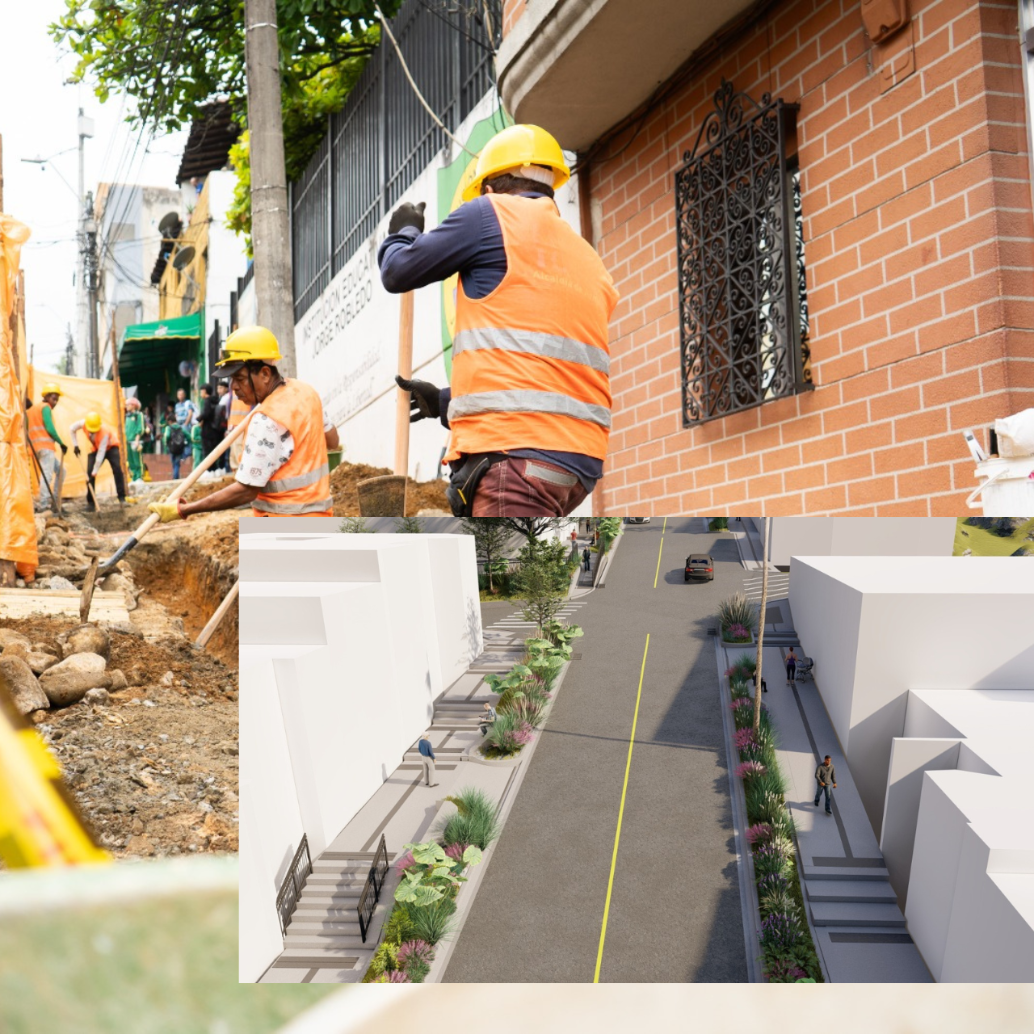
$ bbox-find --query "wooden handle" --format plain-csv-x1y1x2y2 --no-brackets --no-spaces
195,578,240,648
394,291,415,477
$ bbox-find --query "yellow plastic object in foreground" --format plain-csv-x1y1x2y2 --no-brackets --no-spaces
0,688,109,868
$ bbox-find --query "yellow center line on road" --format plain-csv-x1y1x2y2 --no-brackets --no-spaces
652,515,667,588
593,632,650,983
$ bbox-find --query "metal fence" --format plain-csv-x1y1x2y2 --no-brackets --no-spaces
291,0,503,321
357,834,391,942
275,834,312,938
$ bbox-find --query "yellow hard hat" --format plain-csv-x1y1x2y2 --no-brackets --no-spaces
461,124,570,203
215,325,282,373
85,412,102,433
41,382,62,398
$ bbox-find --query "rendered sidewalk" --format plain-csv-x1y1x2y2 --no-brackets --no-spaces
748,597,932,982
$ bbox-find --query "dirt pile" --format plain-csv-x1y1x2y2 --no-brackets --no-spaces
330,459,449,516
4,614,238,858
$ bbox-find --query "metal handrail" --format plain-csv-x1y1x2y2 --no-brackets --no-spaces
275,834,312,938
357,834,391,943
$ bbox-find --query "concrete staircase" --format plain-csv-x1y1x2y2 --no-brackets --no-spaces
275,848,395,980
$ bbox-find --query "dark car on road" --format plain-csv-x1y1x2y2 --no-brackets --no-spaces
685,554,714,581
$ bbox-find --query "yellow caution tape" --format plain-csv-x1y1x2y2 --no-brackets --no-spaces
0,687,109,868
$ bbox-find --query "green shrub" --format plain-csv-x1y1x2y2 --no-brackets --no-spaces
718,593,759,634
745,786,785,827
759,887,799,918
753,843,790,879
710,516,729,530
440,787,500,851
407,897,455,946
382,905,414,946
482,710,528,756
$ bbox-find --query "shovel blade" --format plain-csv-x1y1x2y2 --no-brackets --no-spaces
356,475,407,517
80,558,100,625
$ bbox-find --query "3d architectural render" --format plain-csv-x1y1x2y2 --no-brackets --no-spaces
238,531,482,982
788,555,1034,981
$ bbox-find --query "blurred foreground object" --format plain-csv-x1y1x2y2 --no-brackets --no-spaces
0,684,108,867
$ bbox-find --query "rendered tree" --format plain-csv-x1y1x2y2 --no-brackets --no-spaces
517,561,565,635
496,517,571,547
340,516,373,533
394,515,423,534
460,518,512,594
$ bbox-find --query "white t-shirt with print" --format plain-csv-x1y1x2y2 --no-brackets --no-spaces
235,408,336,489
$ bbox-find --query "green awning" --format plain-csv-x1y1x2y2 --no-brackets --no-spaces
117,311,204,405
121,311,202,343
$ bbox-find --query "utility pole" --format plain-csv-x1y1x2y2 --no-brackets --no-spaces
76,109,94,377
245,0,296,376
83,190,100,379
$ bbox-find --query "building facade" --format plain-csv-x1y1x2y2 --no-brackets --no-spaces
499,0,1034,514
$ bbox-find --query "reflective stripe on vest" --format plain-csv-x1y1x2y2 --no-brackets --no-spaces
27,405,56,452
452,327,611,375
88,425,121,451
251,379,333,517
228,396,251,429
445,192,618,463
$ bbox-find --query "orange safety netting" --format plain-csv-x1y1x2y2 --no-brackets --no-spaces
25,368,120,499
0,214,37,577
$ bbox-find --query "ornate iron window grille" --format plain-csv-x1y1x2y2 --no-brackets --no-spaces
675,80,811,427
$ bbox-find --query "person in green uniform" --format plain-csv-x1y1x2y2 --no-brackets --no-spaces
190,419,203,469
124,396,146,482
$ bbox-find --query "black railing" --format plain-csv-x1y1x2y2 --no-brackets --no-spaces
275,834,312,938
357,834,391,942
291,0,502,321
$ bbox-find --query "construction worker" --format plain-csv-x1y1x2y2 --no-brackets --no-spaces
124,396,146,483
26,383,67,511
69,412,127,510
379,124,619,518
147,326,334,522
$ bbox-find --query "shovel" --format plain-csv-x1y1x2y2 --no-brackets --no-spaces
357,290,414,517
70,448,102,512
79,417,250,618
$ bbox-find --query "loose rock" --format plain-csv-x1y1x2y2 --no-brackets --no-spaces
84,687,111,706
109,669,129,691
40,652,112,708
160,671,175,687
25,651,60,676
0,630,31,650
1,642,31,662
63,625,111,661
0,656,50,716
46,575,77,591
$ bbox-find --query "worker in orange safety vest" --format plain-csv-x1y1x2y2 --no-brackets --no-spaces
379,124,619,517
147,326,338,522
26,382,67,511
69,412,127,510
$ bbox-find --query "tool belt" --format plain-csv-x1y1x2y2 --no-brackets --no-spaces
445,453,507,517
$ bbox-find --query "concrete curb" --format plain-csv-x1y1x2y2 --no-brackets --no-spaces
712,634,765,983
431,652,577,983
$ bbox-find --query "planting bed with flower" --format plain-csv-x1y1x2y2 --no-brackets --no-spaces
363,787,503,982
726,654,823,982
718,593,758,643
479,622,581,760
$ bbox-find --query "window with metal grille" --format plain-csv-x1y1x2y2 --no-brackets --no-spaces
675,80,811,427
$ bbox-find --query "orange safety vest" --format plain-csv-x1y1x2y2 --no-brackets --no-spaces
86,424,121,452
251,379,332,516
228,394,250,429
445,192,619,463
27,403,57,454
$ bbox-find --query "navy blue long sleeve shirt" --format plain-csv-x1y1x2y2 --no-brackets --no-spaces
418,739,435,761
377,193,603,492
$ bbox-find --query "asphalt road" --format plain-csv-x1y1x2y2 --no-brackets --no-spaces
444,519,747,983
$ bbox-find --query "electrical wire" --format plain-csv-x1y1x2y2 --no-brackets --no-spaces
374,2,479,159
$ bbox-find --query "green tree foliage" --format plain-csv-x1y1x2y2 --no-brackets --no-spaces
460,517,513,594
51,1,399,242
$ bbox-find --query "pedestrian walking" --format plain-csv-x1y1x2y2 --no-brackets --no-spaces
69,412,127,509
582,546,591,572
814,755,837,814
752,671,768,694
382,124,619,517
26,384,67,511
198,383,223,460
163,414,191,480
478,702,496,736
786,647,797,686
174,387,199,429
418,736,439,787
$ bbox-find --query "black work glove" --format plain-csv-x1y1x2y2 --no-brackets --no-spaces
60,444,68,456
73,445,81,457
388,201,426,235
396,375,441,422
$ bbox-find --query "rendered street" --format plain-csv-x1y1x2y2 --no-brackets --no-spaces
445,519,748,982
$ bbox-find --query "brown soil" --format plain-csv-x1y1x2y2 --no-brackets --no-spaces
7,615,238,860
331,459,449,516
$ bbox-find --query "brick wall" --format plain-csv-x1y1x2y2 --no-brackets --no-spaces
585,0,1034,515
502,0,524,38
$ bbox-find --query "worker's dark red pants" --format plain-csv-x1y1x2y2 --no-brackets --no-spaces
86,447,126,508
472,456,588,517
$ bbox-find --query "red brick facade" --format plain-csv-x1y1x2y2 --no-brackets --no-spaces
515,0,1034,514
